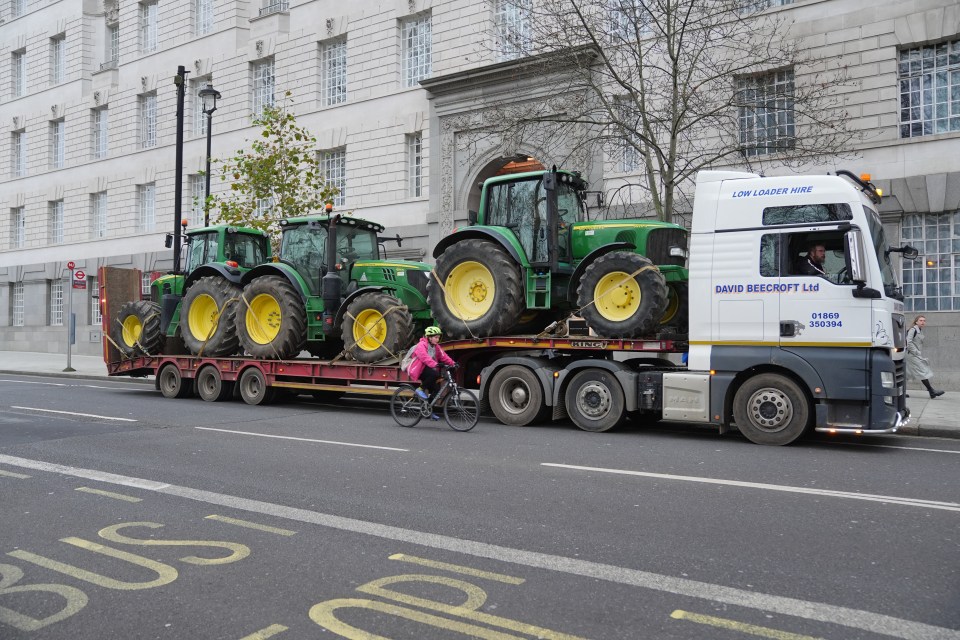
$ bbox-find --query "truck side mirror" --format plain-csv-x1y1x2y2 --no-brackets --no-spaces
844,229,868,284
902,245,919,260
468,210,478,226
164,233,173,248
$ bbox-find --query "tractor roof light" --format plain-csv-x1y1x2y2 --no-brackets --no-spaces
225,260,239,268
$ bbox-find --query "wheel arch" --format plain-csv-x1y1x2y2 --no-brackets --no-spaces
566,243,636,300
334,285,389,328
184,264,243,290
723,363,819,427
553,359,639,411
240,264,309,301
432,228,528,267
479,356,559,408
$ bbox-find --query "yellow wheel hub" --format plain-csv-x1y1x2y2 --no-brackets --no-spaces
660,286,679,324
445,261,495,321
353,308,387,352
594,271,641,322
121,315,143,347
187,293,221,340
245,293,282,345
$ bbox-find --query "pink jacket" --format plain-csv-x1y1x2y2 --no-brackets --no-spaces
407,336,456,380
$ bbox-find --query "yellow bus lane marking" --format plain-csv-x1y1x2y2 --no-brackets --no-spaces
205,515,296,536
75,487,142,502
238,623,288,639
0,468,31,479
671,609,825,640
194,427,408,452
389,553,525,584
10,406,137,422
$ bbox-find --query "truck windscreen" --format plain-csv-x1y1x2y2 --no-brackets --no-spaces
865,206,902,300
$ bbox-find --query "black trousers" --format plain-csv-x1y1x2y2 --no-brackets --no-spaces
419,366,441,400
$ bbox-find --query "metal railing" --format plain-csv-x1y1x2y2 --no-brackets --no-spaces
259,1,288,16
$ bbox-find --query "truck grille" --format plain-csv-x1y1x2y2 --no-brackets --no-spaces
895,359,905,388
892,313,905,349
406,269,430,299
645,228,687,266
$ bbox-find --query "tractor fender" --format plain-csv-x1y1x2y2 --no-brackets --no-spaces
566,242,636,301
240,263,309,301
553,358,639,412
183,264,244,290
478,356,561,408
334,285,390,328
432,228,527,267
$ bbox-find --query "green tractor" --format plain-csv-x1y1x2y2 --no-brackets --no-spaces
111,224,271,358
235,211,433,363
428,168,689,339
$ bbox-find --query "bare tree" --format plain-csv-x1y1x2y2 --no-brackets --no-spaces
479,0,857,222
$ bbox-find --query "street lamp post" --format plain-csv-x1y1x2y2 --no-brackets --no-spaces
198,83,221,227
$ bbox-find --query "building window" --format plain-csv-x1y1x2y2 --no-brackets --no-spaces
105,22,119,68
12,130,27,178
902,212,960,311
736,68,795,157
139,183,156,231
192,78,210,136
196,0,213,36
91,277,102,325
11,0,27,19
11,207,26,249
50,119,65,169
407,133,423,197
401,13,431,87
92,108,108,159
50,35,66,84
254,197,273,219
141,272,152,296
50,280,64,326
92,191,107,239
320,38,347,106
741,0,793,13
12,282,25,327
494,0,531,61
140,1,158,53
140,92,157,148
899,38,960,138
190,174,205,226
12,49,26,97
252,59,275,118
608,3,652,41
321,148,346,206
50,200,64,244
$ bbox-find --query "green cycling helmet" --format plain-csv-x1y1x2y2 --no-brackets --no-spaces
424,326,442,337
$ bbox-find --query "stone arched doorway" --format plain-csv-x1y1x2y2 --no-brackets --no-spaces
465,156,546,215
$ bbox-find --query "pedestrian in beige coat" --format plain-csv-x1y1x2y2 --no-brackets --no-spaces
906,315,944,399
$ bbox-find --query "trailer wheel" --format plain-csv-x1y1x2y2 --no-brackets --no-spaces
112,300,163,357
158,363,193,399
733,373,811,445
237,276,306,360
429,239,523,339
564,369,626,432
196,365,232,402
181,276,241,357
238,367,275,406
342,292,414,363
489,365,549,426
577,252,668,338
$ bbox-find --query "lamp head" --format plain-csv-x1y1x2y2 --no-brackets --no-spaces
199,84,221,114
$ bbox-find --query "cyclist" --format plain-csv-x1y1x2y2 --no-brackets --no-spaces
407,326,457,420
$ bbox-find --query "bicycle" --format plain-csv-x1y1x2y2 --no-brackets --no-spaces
390,364,479,431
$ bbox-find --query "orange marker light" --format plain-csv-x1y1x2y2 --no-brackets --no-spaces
226,260,239,268
860,173,871,181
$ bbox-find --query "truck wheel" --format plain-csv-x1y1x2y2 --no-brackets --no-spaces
428,239,523,339
196,365,232,402
112,301,163,357
489,365,549,426
181,276,241,357
238,367,275,405
577,252,668,338
158,363,193,399
733,373,811,445
342,292,414,363
564,369,626,432
659,282,689,333
237,276,306,360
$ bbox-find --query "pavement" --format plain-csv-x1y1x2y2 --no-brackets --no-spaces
0,349,956,440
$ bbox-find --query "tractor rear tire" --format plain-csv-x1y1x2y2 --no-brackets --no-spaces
577,252,668,338
111,300,163,357
237,276,306,360
342,292,415,363
428,239,523,339
180,276,241,357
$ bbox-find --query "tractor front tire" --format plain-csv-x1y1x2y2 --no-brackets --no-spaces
342,292,415,363
659,282,689,335
180,276,241,357
237,276,306,360
112,300,163,357
577,252,668,338
428,239,523,339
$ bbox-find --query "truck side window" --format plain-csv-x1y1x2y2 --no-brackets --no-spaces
759,234,781,277
762,203,852,225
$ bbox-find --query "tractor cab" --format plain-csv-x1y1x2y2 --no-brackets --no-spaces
183,226,270,273
278,215,384,295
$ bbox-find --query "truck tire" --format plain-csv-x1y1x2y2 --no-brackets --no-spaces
112,300,163,357
577,252,668,338
158,363,193,399
659,282,689,333
342,292,414,363
196,365,232,402
564,368,626,432
238,367,275,405
181,276,241,357
489,365,549,426
733,373,811,445
237,276,306,360
429,239,523,339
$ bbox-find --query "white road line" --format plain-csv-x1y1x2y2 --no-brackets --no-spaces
194,427,408,452
0,453,954,640
0,379,143,391
834,442,960,455
541,463,960,512
0,379,67,386
10,406,137,422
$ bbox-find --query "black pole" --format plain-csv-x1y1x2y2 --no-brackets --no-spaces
172,65,188,276
204,110,213,227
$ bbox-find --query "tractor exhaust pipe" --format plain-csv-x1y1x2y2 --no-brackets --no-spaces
321,206,341,335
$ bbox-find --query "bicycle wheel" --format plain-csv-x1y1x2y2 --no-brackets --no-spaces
444,387,480,432
391,384,424,428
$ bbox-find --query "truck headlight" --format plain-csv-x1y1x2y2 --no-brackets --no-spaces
880,371,894,388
